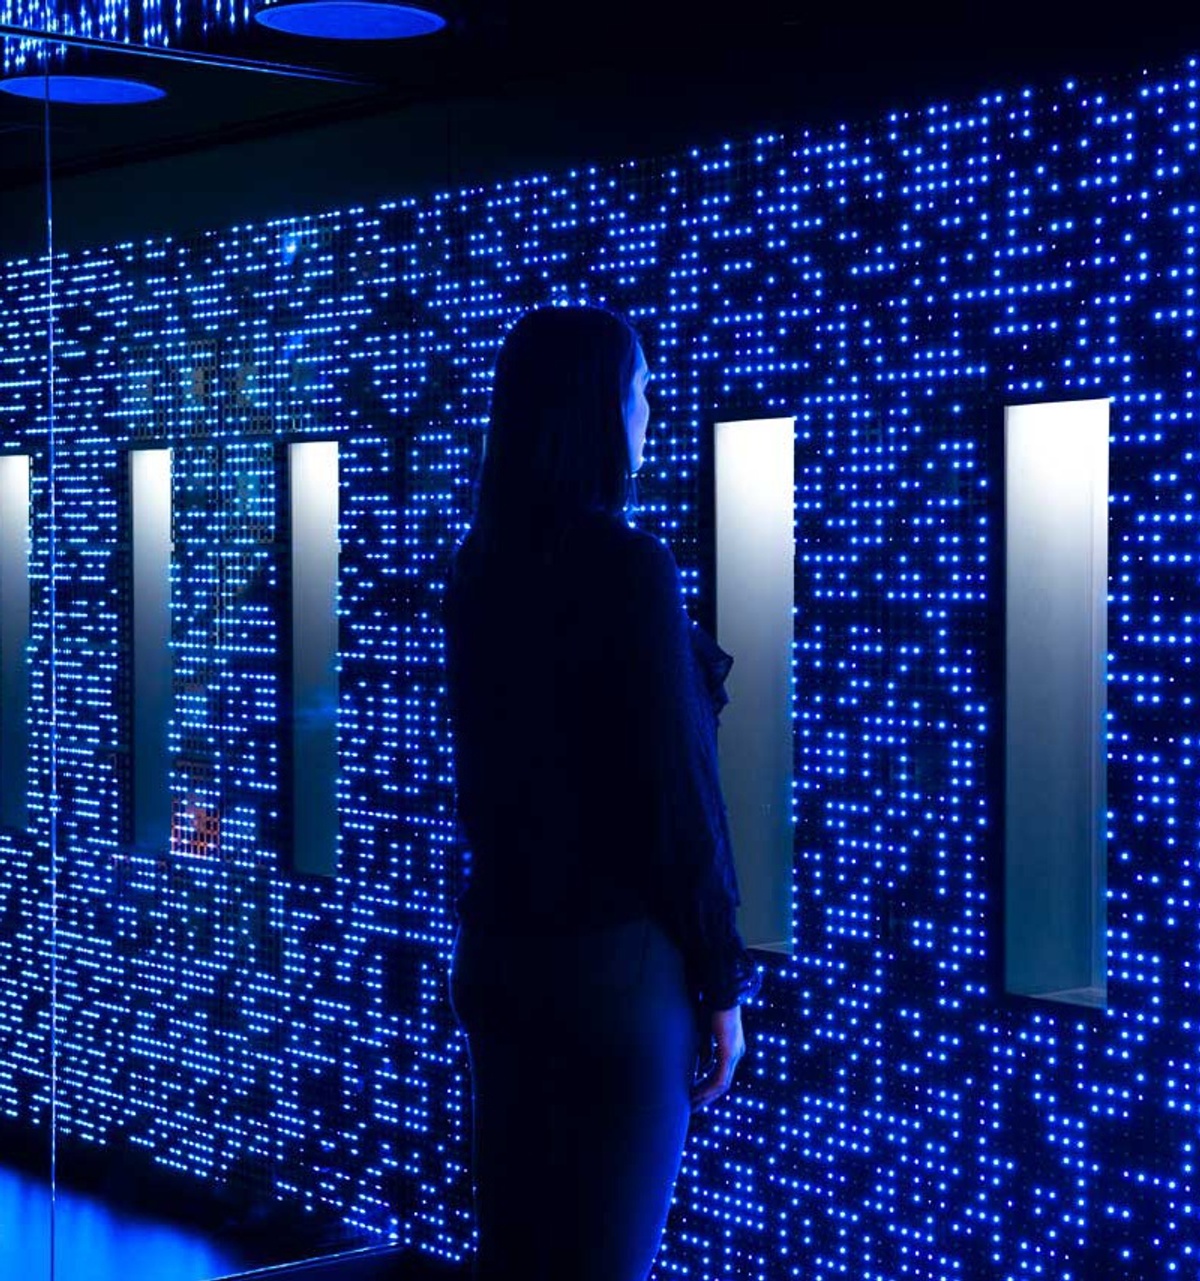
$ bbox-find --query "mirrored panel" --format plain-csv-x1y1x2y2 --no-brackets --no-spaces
713,415,795,957
1004,398,1109,1010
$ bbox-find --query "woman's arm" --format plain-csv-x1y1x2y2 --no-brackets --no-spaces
617,533,762,1015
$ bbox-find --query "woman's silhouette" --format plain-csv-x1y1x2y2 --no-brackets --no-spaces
442,304,761,1281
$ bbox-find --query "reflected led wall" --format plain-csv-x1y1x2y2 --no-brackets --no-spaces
1,54,1199,1279
0,0,255,74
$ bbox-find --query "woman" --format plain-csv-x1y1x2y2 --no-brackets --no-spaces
441,304,762,1281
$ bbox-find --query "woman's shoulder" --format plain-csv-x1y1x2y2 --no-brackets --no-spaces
575,518,680,598
444,512,676,596
581,511,674,563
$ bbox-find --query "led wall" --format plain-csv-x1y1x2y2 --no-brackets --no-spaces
1,54,1198,1279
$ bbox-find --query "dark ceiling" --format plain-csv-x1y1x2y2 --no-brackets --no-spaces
2,0,1199,194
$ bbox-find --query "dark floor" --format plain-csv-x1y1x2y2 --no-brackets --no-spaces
0,1162,472,1281
224,1248,469,1280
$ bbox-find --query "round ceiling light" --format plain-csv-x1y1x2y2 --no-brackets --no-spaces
0,76,165,105
254,1,445,39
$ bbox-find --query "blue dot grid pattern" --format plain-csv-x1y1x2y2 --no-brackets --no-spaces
1,52,1199,1280
0,252,53,1138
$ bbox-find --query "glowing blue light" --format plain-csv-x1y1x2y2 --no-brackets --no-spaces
0,74,165,103
254,0,444,38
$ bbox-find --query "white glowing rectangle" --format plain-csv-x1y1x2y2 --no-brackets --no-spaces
0,453,30,831
1004,398,1109,1008
715,417,795,955
289,440,339,876
130,447,173,850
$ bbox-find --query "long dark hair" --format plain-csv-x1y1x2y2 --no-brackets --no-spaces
457,305,641,565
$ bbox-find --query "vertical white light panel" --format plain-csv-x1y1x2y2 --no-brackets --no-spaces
0,454,30,831
289,440,339,876
131,447,173,850
1004,398,1109,1008
715,417,796,955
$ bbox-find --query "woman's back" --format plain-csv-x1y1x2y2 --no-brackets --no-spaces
443,509,663,936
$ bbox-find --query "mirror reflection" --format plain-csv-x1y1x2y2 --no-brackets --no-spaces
4,17,437,1279
0,33,52,1281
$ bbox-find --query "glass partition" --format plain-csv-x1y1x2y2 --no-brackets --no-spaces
42,25,428,1280
0,33,52,1281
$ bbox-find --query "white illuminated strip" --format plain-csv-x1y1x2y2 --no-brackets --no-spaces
1004,398,1109,1008
0,453,30,831
289,439,339,876
130,447,173,851
714,417,795,955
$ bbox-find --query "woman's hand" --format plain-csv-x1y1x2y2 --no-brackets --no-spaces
690,1005,744,1111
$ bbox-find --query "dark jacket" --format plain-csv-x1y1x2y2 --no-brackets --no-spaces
440,508,761,1014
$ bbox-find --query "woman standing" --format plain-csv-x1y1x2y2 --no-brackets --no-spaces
441,305,761,1281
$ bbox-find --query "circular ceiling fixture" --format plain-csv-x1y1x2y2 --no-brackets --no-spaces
0,75,165,104
254,1,445,39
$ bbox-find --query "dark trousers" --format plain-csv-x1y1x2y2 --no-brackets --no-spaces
449,913,701,1281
